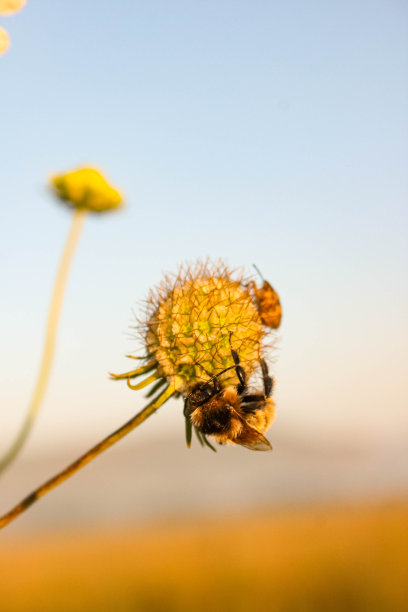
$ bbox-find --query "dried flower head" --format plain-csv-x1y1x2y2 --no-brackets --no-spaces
112,260,281,450
50,166,123,213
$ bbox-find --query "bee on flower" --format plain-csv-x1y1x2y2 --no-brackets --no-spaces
0,259,282,529
111,260,282,451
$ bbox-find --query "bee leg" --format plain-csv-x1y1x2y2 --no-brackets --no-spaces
260,359,273,398
228,334,247,395
241,394,265,403
234,361,246,396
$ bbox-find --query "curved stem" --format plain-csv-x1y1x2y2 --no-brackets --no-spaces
0,385,175,529
0,209,87,475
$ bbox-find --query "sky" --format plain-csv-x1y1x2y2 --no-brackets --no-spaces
0,0,407,462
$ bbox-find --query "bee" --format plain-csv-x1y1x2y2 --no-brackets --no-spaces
184,343,275,451
249,265,282,329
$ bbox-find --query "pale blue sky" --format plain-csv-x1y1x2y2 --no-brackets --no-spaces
0,1,407,457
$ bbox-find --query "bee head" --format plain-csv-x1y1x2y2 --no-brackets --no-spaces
187,381,218,409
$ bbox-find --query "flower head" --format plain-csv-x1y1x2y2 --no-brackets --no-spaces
50,166,123,213
111,261,281,450
143,261,264,393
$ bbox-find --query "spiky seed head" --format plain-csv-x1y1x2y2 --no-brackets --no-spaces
141,261,266,394
50,166,123,213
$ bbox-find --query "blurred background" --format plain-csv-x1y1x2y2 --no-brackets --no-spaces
1,1,407,610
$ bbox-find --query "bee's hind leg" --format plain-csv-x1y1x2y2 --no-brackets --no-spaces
228,333,247,395
260,359,273,398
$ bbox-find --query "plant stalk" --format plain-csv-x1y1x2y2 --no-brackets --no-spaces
0,385,175,529
0,209,87,475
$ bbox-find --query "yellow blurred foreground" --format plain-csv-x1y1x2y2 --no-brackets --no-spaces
1,499,407,611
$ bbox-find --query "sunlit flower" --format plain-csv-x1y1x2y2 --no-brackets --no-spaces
141,261,264,393
50,166,123,213
0,25,9,54
0,0,26,15
112,260,280,450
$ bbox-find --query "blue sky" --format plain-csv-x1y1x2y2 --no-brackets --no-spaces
0,1,407,457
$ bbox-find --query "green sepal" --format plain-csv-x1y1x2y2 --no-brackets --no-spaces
185,415,193,448
194,427,205,447
145,377,167,398
201,434,217,452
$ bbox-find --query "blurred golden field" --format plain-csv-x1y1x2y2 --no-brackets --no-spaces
1,499,407,611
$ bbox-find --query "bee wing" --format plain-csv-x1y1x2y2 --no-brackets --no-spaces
230,407,272,451
235,425,272,451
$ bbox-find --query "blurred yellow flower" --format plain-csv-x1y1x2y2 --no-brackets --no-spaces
0,0,26,15
0,0,26,56
0,25,9,54
50,166,123,213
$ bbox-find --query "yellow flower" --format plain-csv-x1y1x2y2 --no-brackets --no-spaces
0,25,9,54
112,260,280,451
0,0,26,15
50,166,123,213
114,260,269,396
144,261,264,394
0,0,26,56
